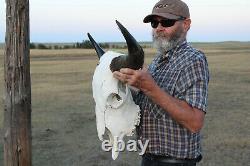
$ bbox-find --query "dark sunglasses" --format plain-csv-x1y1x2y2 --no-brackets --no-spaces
151,17,186,28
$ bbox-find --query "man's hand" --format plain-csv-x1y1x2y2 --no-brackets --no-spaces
113,68,158,97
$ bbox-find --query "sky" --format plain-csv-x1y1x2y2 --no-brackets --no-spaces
0,0,250,42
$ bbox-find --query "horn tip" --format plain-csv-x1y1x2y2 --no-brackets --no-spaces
87,33,92,39
115,20,123,28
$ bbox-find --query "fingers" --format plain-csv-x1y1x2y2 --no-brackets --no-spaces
113,68,143,88
120,68,136,75
114,67,155,92
113,71,121,79
113,68,136,81
113,71,131,83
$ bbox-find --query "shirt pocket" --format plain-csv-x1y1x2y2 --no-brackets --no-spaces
149,69,181,119
156,69,181,95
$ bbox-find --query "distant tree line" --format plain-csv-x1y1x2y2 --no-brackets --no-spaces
29,40,151,49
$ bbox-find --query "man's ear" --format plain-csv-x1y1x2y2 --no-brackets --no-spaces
183,18,191,32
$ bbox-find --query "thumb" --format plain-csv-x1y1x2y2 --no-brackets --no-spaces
142,65,148,70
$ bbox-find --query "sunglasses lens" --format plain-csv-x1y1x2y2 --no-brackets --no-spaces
161,20,176,27
150,19,178,28
151,20,159,28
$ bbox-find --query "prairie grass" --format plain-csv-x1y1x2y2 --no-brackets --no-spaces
0,42,250,165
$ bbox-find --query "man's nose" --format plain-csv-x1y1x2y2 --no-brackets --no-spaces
155,23,165,32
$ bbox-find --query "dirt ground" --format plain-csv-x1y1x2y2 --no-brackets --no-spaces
0,42,250,165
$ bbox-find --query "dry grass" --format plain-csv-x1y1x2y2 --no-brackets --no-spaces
0,42,250,165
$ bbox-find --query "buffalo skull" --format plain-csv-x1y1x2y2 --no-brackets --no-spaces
88,20,144,159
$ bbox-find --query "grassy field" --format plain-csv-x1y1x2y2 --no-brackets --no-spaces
0,42,250,165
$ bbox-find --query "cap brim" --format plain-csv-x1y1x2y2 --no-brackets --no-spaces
143,13,180,23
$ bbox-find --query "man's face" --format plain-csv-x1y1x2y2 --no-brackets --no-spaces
151,16,187,54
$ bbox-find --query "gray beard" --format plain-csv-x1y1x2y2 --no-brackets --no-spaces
152,26,186,55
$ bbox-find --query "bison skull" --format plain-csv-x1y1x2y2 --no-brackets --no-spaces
88,20,144,160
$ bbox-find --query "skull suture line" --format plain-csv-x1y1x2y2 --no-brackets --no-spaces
88,20,144,160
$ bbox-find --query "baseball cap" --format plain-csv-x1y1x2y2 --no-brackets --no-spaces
143,0,190,23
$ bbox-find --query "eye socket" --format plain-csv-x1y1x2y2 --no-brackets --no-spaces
107,93,123,109
113,94,121,101
106,81,127,109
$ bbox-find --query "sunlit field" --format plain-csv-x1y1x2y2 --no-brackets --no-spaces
0,42,250,165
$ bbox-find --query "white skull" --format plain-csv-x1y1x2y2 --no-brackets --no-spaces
92,51,141,160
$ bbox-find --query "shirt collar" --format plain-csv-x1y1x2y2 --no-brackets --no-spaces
167,39,187,57
155,39,188,62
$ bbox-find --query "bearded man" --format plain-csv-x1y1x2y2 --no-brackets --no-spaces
113,0,209,165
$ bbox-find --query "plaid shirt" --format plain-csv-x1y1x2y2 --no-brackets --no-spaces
135,40,209,159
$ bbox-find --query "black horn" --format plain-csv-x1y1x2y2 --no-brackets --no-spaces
87,33,105,59
110,20,144,72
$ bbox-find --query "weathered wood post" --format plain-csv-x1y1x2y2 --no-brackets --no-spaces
3,0,32,165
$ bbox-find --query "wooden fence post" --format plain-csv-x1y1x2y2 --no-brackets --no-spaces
4,0,32,165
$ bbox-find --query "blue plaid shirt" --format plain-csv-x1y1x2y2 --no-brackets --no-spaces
135,40,209,159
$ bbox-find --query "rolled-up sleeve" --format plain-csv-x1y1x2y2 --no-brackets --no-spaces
177,54,209,112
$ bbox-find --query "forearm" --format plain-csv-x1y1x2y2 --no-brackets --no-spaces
145,84,204,133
